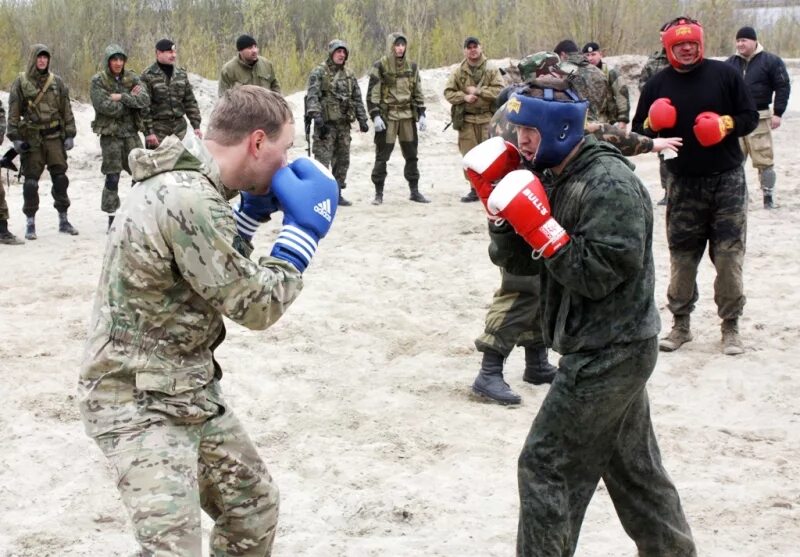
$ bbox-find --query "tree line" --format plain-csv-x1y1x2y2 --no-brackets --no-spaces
0,0,796,100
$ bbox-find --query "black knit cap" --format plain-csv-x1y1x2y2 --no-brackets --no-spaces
553,39,579,54
736,26,757,41
236,34,257,51
582,41,601,53
463,36,480,48
155,39,175,52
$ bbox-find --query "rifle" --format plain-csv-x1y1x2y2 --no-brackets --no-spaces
442,122,452,132
0,147,19,186
303,95,312,157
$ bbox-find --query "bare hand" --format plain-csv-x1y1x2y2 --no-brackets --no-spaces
131,85,142,96
465,86,477,95
614,122,628,131
145,134,159,147
194,128,204,139
464,93,478,103
110,93,122,102
651,136,683,154
770,115,781,130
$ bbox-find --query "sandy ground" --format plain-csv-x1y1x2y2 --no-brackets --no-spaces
1,56,799,556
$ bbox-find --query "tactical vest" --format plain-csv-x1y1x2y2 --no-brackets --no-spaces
377,58,418,110
16,72,64,136
317,64,356,122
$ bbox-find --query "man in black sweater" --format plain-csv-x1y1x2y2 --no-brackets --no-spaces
632,17,757,356
726,26,791,209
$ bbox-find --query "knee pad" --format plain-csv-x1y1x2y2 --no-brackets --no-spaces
51,173,69,192
758,167,776,190
104,173,120,191
23,178,39,195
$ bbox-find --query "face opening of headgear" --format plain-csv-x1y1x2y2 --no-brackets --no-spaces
505,85,587,171
661,16,704,70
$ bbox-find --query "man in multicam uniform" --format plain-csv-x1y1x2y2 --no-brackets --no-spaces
90,44,150,230
470,52,681,405
475,76,696,557
443,36,504,202
305,38,369,207
633,17,758,356
219,34,281,96
7,43,78,240
79,85,339,556
552,39,608,123
0,100,24,245
140,38,203,148
582,41,630,129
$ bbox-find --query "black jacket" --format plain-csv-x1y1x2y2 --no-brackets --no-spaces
726,47,791,116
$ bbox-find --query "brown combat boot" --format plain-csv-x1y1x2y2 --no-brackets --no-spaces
659,314,692,352
721,318,744,356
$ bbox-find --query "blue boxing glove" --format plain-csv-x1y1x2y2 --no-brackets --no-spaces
233,191,281,242
269,157,338,272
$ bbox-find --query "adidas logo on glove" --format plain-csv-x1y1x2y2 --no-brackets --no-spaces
313,198,333,222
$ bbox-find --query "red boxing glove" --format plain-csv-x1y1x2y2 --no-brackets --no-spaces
462,136,521,210
647,98,677,132
488,170,570,259
693,111,734,147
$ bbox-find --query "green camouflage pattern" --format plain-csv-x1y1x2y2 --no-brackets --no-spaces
665,165,747,320
564,52,609,123
443,54,505,125
306,57,368,126
218,56,281,96
366,32,425,121
311,120,354,189
0,99,7,220
7,44,76,146
90,45,150,138
638,49,669,91
517,51,578,81
601,64,630,124
140,62,202,141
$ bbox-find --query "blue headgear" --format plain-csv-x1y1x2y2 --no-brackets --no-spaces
505,89,587,170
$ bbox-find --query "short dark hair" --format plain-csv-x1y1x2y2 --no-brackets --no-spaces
553,40,579,54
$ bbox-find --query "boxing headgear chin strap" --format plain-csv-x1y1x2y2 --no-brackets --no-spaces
662,17,704,70
505,90,587,171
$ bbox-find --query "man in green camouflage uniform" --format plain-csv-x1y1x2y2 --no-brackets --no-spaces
486,79,695,556
305,39,369,207
7,44,78,240
639,30,671,206
583,42,630,128
80,86,305,556
444,36,505,202
553,39,608,122
367,32,429,204
141,38,203,148
0,100,23,245
219,34,281,96
90,44,150,230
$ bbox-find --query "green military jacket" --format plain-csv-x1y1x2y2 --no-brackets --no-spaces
565,52,609,123
7,44,76,144
218,55,281,96
366,32,425,121
90,44,150,137
599,62,630,124
443,54,505,125
140,62,202,139
306,58,368,126
0,100,6,141
638,49,669,91
78,133,303,438
488,136,660,354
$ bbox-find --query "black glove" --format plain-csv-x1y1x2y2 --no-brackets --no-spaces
13,140,29,153
358,120,369,133
313,114,329,139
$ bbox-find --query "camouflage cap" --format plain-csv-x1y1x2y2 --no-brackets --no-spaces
517,51,578,81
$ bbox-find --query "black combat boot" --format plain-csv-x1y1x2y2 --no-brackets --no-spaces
58,212,79,235
0,219,23,245
460,188,479,203
471,350,521,405
408,182,430,203
763,194,774,209
372,184,384,205
522,345,557,385
107,214,115,232
25,216,36,240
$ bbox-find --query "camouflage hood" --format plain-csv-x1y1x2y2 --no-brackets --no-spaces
102,43,128,76
386,31,409,58
327,39,349,63
130,134,222,193
26,43,51,79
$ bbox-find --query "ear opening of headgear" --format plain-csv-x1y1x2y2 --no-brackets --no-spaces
505,87,587,170
661,16,704,70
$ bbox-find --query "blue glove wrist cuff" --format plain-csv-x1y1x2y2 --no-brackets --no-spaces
271,224,318,268
233,205,261,242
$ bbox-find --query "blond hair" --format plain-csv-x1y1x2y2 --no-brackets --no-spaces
206,85,293,145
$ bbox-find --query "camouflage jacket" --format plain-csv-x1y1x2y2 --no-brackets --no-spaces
140,62,202,138
565,52,608,123
0,100,6,141
599,62,630,124
8,44,76,143
79,134,303,437
443,55,505,124
306,59,368,125
487,135,660,354
218,55,281,96
367,32,425,121
90,44,150,137
638,49,669,91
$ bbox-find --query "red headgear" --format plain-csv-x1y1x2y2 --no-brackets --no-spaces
661,17,704,70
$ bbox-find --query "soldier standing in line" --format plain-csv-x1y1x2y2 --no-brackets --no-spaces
0,99,24,245
367,32,429,205
582,41,630,129
7,44,78,240
725,26,791,209
305,39,369,207
552,39,608,123
219,34,281,96
444,36,504,203
140,38,203,148
90,44,150,231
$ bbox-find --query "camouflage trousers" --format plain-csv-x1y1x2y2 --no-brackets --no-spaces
665,166,747,320
517,337,696,557
371,124,419,188
100,135,143,214
19,137,71,217
151,116,189,144
94,387,279,556
475,270,544,357
457,121,490,156
312,120,352,190
0,176,9,221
